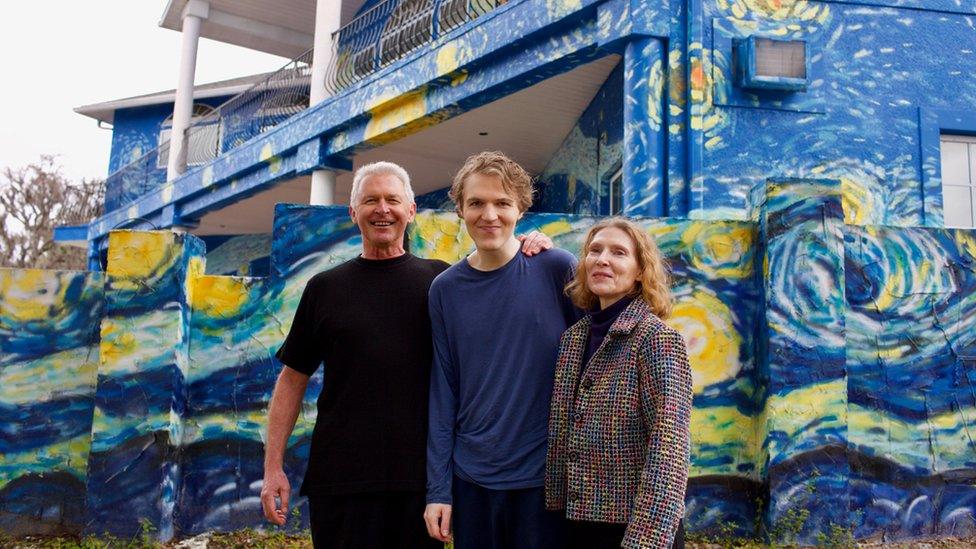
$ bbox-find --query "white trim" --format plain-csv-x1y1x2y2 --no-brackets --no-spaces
74,76,267,125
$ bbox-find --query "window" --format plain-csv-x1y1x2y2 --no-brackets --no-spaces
609,167,623,215
940,134,976,228
157,103,220,169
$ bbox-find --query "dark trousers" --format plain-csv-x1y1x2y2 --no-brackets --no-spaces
307,491,441,549
452,475,566,549
565,518,685,549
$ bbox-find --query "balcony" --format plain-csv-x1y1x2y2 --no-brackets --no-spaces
327,0,505,93
103,0,506,213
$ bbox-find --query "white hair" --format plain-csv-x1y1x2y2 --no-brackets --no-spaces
350,161,415,205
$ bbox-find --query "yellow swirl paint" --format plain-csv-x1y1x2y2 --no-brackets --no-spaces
689,405,761,476
99,319,137,367
202,165,215,187
107,231,174,281
0,434,92,490
954,231,976,262
764,378,847,462
436,43,460,76
192,276,252,318
841,176,875,225
364,88,432,144
259,143,274,162
680,223,754,279
723,0,830,22
667,290,742,393
536,219,575,238
687,44,730,139
411,212,473,264
0,270,68,323
184,256,206,308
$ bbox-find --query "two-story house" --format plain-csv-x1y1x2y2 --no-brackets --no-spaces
7,0,975,543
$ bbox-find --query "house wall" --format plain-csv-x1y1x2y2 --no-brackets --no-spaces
0,269,103,536
4,178,975,541
681,1,976,225
104,97,231,212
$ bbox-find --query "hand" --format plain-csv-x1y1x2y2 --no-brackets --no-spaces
423,503,453,542
260,467,291,526
517,231,553,256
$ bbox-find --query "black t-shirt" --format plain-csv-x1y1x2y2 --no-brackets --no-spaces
275,253,449,495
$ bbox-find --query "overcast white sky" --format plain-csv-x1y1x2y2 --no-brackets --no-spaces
0,2,289,182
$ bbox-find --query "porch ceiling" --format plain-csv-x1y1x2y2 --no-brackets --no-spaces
159,0,369,58
191,54,621,236
338,54,622,203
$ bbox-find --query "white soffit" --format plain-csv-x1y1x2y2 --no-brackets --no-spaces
160,0,369,58
336,54,623,201
192,176,312,235
192,54,621,236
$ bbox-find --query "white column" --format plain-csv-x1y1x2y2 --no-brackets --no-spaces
167,0,210,181
310,168,337,205
308,0,343,205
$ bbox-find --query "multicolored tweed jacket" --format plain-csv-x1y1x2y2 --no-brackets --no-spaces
545,298,692,549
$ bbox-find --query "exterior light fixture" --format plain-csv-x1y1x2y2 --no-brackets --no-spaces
734,35,809,92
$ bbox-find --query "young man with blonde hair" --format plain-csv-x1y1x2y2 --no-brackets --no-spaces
263,160,551,549
424,151,578,548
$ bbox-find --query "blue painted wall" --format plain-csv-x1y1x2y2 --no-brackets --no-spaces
104,96,230,212
679,1,976,225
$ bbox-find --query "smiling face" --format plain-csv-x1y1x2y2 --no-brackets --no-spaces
349,173,416,258
458,172,523,253
584,226,642,309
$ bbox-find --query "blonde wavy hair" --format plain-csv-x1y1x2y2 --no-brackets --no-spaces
566,217,673,318
450,151,534,213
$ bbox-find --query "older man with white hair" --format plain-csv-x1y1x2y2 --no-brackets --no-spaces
261,161,550,548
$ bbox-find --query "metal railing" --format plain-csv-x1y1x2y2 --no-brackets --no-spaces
103,0,505,212
326,0,505,93
104,50,314,211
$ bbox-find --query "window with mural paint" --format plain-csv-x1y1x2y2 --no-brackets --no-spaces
940,134,976,228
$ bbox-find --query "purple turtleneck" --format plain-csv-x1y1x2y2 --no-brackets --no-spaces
580,295,636,369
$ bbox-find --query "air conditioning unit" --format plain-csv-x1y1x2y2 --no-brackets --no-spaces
734,35,809,92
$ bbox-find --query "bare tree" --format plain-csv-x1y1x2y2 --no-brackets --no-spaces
0,155,104,270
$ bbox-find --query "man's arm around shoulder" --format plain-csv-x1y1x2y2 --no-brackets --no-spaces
261,366,310,526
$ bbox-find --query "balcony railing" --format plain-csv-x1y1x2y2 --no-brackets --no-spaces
103,0,504,212
326,0,505,93
104,50,314,211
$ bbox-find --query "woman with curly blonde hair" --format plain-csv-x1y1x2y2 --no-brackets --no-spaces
545,217,692,548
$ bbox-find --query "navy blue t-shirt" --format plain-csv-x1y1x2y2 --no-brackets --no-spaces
426,248,579,504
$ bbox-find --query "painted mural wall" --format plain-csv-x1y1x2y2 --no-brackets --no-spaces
105,97,231,212
675,0,976,226
16,0,976,541
0,269,103,536
3,193,974,542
